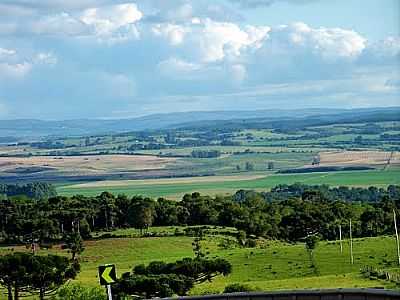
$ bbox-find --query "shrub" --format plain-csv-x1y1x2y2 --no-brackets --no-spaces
54,284,106,300
223,283,253,293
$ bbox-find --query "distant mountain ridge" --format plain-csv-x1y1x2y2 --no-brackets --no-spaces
0,107,399,138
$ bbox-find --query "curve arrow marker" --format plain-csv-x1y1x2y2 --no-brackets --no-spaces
102,266,115,284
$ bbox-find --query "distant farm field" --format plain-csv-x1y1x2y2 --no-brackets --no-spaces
317,151,400,167
0,154,175,177
58,168,400,199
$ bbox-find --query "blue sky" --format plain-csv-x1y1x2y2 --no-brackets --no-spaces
0,0,399,120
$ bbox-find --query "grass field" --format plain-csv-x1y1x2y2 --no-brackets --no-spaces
58,168,400,199
1,234,398,295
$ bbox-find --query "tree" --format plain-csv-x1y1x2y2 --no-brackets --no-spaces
224,283,253,293
114,273,193,299
267,162,274,170
237,230,247,247
305,235,319,274
0,252,79,300
29,255,80,300
128,199,155,234
245,162,255,171
114,257,231,298
312,155,320,165
0,252,32,300
354,135,363,144
84,137,90,147
62,232,85,260
192,228,204,258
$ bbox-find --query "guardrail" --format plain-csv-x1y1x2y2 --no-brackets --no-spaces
170,289,400,300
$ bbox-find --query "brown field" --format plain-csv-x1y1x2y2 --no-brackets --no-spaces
316,150,400,167
0,155,176,176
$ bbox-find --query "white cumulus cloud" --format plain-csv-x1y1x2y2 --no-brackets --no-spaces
79,3,142,43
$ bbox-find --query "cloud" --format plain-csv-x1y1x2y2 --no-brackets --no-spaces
34,52,58,66
0,48,17,60
154,18,270,63
0,0,398,119
151,23,189,45
1,3,143,44
0,3,35,17
80,3,142,35
229,0,317,8
31,13,88,36
158,57,201,78
0,47,58,80
360,37,400,65
260,22,366,61
0,62,32,79
0,0,126,11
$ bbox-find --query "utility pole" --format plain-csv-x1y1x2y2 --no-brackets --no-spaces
394,209,400,266
349,219,354,264
339,224,343,254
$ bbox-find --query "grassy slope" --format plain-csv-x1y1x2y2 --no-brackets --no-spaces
58,169,400,199
1,235,398,294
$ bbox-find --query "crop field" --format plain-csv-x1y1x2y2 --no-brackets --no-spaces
58,168,400,199
1,234,398,295
317,151,400,167
0,155,175,176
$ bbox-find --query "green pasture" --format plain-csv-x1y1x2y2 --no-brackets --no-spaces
58,169,400,200
1,235,398,294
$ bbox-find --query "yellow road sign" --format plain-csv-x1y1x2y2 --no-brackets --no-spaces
98,264,117,285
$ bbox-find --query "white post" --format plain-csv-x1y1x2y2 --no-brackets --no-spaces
339,224,343,254
349,219,354,265
106,285,112,300
394,209,400,266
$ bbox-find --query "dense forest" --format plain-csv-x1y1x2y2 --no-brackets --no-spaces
0,182,57,200
0,183,399,245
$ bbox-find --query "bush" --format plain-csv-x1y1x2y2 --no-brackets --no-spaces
246,239,257,248
54,284,106,300
223,283,253,293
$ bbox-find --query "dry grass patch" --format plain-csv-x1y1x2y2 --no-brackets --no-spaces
316,151,400,167
0,155,176,175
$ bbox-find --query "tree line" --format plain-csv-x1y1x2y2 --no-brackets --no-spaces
0,182,57,200
0,183,399,245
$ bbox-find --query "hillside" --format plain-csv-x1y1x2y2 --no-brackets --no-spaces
2,107,398,138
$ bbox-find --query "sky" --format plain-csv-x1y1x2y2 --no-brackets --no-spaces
0,0,399,120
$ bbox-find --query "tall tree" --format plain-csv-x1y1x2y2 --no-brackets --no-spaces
62,232,85,260
29,255,80,300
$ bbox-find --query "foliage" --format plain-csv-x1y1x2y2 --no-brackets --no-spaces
114,257,232,298
305,235,319,252
62,232,85,260
191,150,221,158
223,283,253,293
0,252,79,300
236,230,247,247
0,184,399,246
29,254,80,299
192,228,204,258
0,182,57,200
245,162,254,171
53,284,106,300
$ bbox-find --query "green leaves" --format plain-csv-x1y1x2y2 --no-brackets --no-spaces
114,257,232,298
0,252,80,299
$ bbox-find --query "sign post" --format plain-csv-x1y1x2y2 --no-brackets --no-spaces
98,264,117,300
